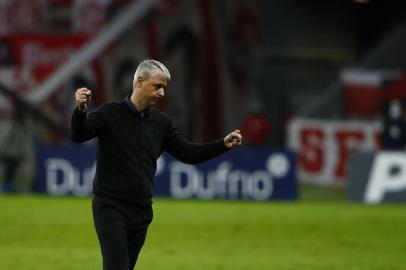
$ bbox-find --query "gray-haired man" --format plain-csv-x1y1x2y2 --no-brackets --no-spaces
71,59,242,270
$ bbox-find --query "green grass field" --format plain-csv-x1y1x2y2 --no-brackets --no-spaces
0,194,405,270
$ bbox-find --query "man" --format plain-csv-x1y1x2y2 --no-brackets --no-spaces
70,59,243,270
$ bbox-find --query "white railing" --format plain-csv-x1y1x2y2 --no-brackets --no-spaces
26,0,157,104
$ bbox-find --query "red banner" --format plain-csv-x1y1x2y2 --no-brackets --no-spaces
0,34,102,112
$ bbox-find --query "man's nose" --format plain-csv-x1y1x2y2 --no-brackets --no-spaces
157,88,165,96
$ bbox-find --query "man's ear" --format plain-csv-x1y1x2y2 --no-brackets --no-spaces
137,76,144,84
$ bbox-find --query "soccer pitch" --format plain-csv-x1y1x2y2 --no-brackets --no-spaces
0,195,405,270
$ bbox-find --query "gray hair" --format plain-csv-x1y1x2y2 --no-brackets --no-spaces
133,59,171,87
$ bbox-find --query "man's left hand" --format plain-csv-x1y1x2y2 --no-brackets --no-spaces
224,130,243,149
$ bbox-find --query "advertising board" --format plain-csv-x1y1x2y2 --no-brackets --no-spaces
35,145,297,201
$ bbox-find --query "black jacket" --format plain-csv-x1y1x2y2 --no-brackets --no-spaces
70,98,228,206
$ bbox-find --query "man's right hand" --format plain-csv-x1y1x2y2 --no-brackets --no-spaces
75,87,92,112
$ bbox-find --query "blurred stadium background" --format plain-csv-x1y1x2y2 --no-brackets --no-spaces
0,0,406,269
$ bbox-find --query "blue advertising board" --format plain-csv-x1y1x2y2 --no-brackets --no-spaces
35,144,297,200
35,144,96,196
154,148,297,200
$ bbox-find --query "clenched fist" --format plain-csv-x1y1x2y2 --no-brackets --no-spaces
224,130,243,149
75,87,92,112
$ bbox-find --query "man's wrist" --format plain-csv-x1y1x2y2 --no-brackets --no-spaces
76,104,87,112
76,106,87,113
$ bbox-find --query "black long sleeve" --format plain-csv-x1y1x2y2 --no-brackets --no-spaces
70,98,229,207
70,107,106,142
163,122,228,164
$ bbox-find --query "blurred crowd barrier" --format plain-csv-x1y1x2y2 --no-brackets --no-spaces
1,1,406,204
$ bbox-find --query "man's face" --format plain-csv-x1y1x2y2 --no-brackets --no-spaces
138,72,167,107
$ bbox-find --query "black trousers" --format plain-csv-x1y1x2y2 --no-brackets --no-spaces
92,198,153,270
